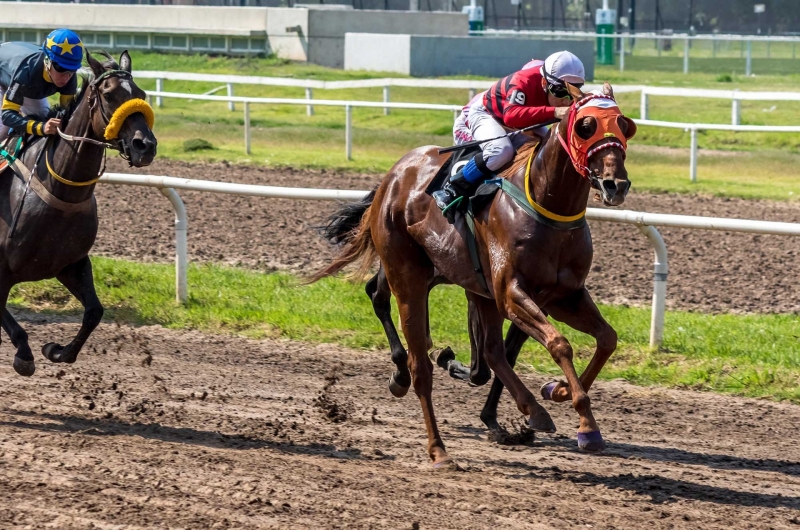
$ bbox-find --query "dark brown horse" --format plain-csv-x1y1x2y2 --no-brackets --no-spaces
313,85,635,467
0,50,156,376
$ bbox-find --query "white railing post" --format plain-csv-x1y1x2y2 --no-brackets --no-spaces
345,105,352,160
683,37,690,74
468,88,476,100
244,102,251,155
619,35,625,72
689,127,698,183
227,83,235,112
383,85,390,116
158,187,188,304
306,87,314,117
731,93,741,126
639,91,648,120
637,225,668,349
746,40,753,76
156,78,164,108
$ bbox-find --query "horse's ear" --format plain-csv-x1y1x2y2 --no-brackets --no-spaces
603,81,614,98
566,82,583,101
618,116,637,139
119,50,132,73
85,50,104,78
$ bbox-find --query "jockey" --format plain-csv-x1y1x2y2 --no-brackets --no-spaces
434,50,585,214
0,29,83,144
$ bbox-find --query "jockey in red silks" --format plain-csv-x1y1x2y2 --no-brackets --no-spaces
434,50,586,214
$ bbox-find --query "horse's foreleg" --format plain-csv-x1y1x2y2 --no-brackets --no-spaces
502,281,605,451
467,294,555,434
3,310,35,376
42,257,103,364
0,278,34,376
543,288,617,402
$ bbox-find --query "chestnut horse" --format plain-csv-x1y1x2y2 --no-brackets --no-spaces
313,85,636,467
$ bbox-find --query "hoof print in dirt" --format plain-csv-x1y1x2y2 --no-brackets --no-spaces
488,419,536,446
313,368,351,423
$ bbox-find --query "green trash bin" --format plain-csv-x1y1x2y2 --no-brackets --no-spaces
462,5,484,32
596,8,616,65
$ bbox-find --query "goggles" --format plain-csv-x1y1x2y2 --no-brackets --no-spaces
45,57,75,75
543,68,583,101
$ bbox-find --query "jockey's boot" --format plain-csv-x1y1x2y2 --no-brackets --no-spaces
433,154,492,222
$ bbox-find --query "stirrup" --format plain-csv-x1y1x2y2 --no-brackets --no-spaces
440,195,464,215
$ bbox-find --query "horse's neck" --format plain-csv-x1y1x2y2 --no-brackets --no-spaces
511,127,590,217
49,97,104,192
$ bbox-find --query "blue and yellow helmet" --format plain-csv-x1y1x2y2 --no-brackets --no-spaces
43,29,83,71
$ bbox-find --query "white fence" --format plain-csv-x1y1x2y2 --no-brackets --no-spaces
145,89,800,183
99,173,800,349
474,29,800,75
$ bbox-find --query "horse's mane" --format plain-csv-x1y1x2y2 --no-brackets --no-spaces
499,139,541,179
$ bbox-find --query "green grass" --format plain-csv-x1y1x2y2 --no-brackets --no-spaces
12,257,800,402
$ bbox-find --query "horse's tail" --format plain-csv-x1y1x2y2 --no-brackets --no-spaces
307,187,378,283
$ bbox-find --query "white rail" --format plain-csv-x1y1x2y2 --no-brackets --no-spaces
98,174,800,349
145,89,800,181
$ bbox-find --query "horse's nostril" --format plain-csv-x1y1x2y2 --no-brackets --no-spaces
132,138,147,152
602,179,616,193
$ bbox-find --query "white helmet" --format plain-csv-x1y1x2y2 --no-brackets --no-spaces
542,51,585,86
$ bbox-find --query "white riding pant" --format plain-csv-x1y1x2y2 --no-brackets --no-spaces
0,86,50,143
454,99,546,172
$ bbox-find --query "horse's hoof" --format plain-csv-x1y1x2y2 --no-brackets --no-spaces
429,347,455,370
528,406,557,433
577,430,607,453
447,360,471,382
13,357,35,377
432,457,460,471
388,373,410,398
42,343,72,363
540,381,562,401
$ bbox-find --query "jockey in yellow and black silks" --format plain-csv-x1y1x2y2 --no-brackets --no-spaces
0,28,83,143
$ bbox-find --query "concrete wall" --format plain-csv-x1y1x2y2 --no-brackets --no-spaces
345,33,596,80
0,2,467,67
345,33,411,74
1,3,269,35
307,9,467,68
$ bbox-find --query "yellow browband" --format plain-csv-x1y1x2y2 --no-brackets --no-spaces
523,149,586,223
104,98,155,141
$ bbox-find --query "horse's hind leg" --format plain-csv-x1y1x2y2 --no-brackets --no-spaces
3,310,35,376
366,266,411,398
541,288,617,403
42,257,103,364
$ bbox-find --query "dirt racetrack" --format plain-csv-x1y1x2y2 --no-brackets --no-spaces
96,158,800,315
1,316,799,529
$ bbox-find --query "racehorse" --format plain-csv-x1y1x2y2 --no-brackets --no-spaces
312,83,635,467
0,50,156,377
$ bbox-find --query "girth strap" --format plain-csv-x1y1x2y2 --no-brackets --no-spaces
464,200,491,296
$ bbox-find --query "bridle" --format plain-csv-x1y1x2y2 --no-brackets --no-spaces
554,93,629,193
52,69,155,186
